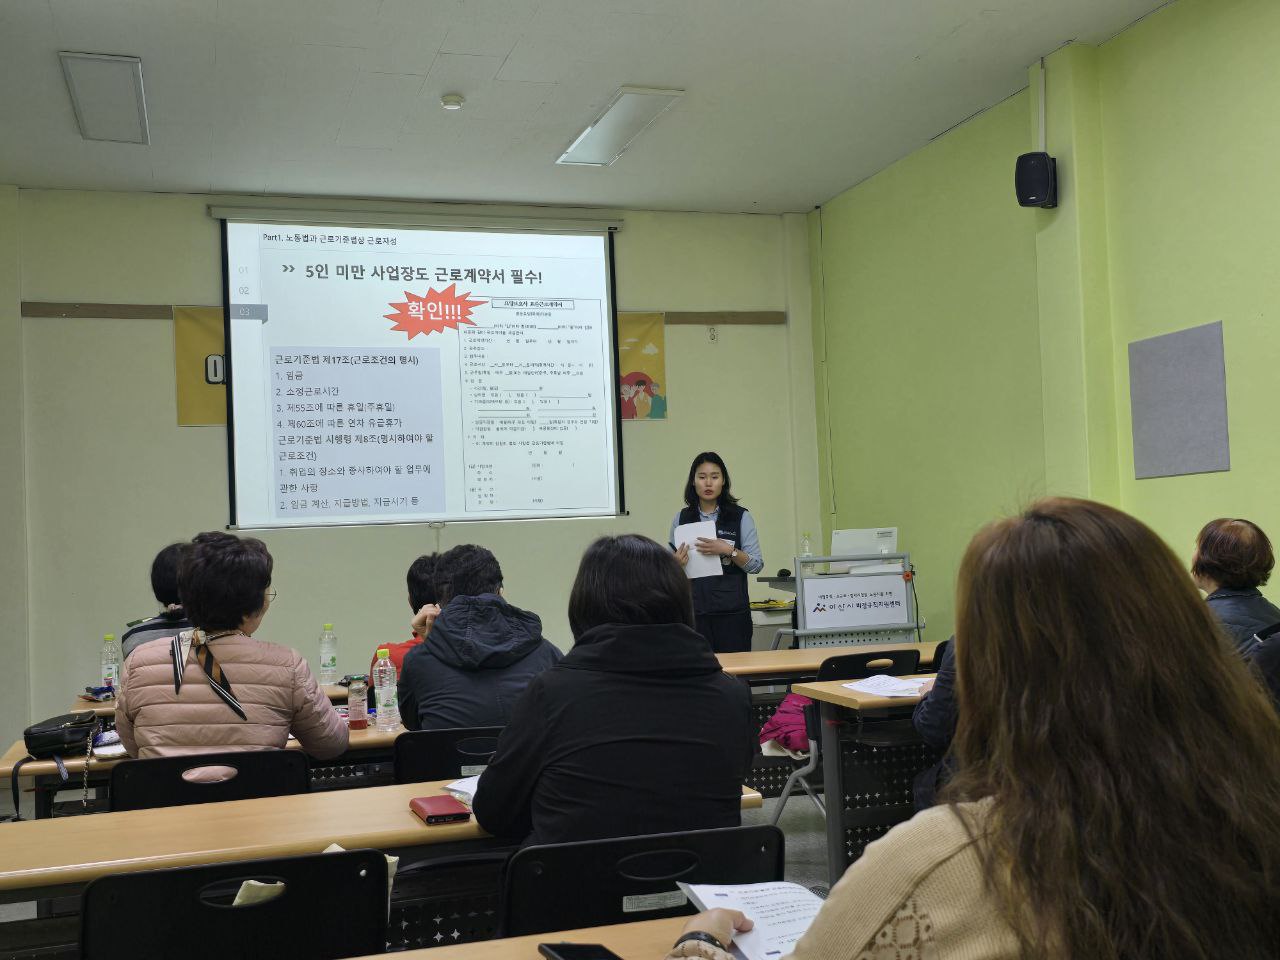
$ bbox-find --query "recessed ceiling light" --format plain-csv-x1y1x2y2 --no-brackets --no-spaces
59,52,149,144
557,86,684,167
440,94,465,111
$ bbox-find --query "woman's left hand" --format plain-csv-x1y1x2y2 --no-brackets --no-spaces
677,909,754,949
695,537,732,557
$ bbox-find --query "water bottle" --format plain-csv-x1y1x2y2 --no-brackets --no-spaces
800,532,813,557
101,634,121,695
373,649,399,732
347,675,368,730
318,623,338,685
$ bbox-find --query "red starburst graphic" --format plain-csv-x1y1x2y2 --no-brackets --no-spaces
384,284,487,339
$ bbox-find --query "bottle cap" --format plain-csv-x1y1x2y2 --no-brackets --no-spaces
323,623,334,631
104,634,115,642
376,648,390,659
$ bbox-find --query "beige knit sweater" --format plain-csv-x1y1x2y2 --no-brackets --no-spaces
672,802,1019,960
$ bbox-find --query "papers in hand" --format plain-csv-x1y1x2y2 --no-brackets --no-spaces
674,520,723,579
842,674,929,698
679,882,823,960
445,775,481,807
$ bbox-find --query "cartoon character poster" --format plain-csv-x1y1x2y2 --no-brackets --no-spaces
617,312,667,420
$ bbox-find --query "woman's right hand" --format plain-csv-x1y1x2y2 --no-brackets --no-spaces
675,543,690,567
411,603,441,638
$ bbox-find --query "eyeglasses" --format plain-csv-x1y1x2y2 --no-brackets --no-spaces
265,589,278,602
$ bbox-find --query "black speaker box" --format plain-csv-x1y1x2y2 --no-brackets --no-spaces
1015,152,1058,208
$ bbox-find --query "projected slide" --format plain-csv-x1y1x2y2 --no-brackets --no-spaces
225,222,619,528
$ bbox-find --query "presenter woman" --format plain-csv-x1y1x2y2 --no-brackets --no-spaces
670,452,763,653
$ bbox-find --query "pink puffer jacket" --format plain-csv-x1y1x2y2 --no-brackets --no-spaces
115,633,348,760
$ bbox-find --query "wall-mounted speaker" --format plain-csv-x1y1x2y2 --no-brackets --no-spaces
1015,152,1058,208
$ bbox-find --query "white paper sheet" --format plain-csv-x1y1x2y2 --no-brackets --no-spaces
445,775,481,806
680,882,823,960
674,520,723,579
842,674,928,698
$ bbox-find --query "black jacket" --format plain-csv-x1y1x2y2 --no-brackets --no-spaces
1205,587,1280,654
911,638,956,810
398,594,562,731
1246,636,1280,711
472,621,755,846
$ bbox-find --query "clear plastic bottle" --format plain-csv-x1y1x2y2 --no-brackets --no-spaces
318,623,338,685
347,675,368,730
373,649,399,731
101,633,121,695
800,532,813,557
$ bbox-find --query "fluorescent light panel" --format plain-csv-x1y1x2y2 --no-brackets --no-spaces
557,86,683,167
59,52,150,144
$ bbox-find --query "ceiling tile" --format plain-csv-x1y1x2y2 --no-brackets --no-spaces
337,72,426,147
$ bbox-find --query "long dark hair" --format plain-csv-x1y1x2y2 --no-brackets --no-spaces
945,498,1280,958
682,451,740,510
568,535,694,639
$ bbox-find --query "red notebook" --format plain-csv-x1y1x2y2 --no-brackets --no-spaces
409,794,472,825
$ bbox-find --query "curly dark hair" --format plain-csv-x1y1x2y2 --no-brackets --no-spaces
179,532,272,632
434,544,503,605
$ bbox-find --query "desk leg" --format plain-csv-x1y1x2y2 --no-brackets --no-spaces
33,775,56,819
819,701,846,889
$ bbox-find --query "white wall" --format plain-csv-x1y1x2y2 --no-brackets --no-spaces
8,188,817,724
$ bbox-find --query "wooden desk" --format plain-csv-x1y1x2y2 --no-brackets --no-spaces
717,642,938,678
791,675,931,712
791,676,937,887
0,781,762,896
365,917,689,960
715,643,936,800
1,722,403,818
65,683,348,716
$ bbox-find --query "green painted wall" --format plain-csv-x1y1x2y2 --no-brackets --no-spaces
1100,0,1280,563
812,91,1045,642
812,0,1280,636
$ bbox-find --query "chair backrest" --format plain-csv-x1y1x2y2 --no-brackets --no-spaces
816,648,920,682
80,849,387,960
931,639,951,672
501,824,784,937
394,727,503,783
109,749,310,812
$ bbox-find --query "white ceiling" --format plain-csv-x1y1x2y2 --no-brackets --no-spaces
0,0,1167,214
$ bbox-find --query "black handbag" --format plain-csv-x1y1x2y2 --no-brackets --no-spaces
6,712,101,822
24,712,98,758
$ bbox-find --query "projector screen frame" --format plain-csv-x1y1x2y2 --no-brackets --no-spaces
218,215,627,531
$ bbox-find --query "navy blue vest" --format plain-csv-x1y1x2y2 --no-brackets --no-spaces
680,503,749,616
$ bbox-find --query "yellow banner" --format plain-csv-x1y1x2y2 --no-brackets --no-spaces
617,312,667,420
173,306,226,426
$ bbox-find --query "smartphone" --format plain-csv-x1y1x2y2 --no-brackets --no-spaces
538,944,625,960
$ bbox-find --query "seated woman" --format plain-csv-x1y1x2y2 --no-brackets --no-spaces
116,531,348,760
1192,517,1280,653
473,534,755,846
667,498,1280,960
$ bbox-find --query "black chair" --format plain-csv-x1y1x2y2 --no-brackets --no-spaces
108,749,310,811
500,824,784,937
80,850,387,960
772,648,923,824
815,648,921,681
394,727,503,783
